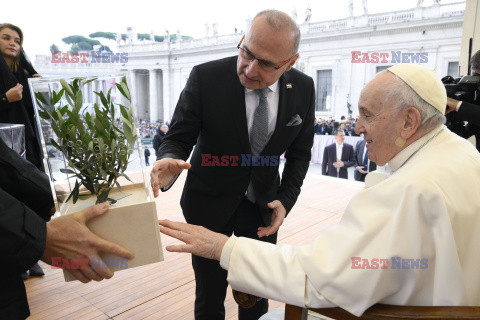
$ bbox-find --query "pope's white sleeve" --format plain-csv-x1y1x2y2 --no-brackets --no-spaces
220,235,336,308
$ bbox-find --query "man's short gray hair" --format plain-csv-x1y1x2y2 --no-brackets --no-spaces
382,70,445,130
253,10,301,54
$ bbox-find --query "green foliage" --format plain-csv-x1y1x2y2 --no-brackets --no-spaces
50,44,59,51
89,32,115,40
62,35,101,46
70,44,80,54
35,76,137,205
137,33,164,42
90,32,127,41
170,34,193,41
77,41,93,50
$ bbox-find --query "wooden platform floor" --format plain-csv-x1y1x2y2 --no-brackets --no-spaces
25,172,363,320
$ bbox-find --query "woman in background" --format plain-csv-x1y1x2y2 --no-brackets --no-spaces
0,23,45,279
0,23,42,170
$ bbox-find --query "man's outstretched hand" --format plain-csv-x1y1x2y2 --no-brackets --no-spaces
150,158,191,197
41,203,134,283
257,200,286,238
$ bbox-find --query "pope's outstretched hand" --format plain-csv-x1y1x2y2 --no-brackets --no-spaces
158,219,228,261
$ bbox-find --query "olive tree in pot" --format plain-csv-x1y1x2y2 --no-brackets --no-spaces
35,76,137,205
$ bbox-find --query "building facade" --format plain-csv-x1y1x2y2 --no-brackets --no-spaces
35,1,466,122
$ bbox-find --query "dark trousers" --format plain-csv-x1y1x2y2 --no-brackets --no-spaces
192,197,277,320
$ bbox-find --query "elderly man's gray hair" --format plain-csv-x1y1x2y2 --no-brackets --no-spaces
382,70,446,130
252,10,301,54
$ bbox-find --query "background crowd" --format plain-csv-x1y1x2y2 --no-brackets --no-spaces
314,115,359,136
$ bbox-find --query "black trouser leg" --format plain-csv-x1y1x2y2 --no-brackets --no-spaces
191,197,277,320
234,198,278,320
192,254,229,320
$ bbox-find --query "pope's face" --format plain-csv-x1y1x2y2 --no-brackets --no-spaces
355,72,402,166
0,28,21,60
237,15,298,90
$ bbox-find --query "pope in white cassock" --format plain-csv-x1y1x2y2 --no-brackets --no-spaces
158,64,480,317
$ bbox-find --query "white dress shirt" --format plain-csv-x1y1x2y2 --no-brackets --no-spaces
335,143,343,177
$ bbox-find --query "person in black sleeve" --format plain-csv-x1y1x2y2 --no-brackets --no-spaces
446,50,480,151
0,138,134,320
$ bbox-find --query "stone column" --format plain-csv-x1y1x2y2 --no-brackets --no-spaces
162,69,171,122
149,69,158,122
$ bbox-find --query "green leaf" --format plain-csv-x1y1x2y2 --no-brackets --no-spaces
122,173,133,183
37,109,50,120
98,137,105,153
60,168,76,174
53,89,65,105
72,180,80,204
115,181,122,192
95,91,109,108
83,77,97,85
95,118,105,132
75,90,83,109
35,92,48,105
50,139,62,151
120,81,130,100
72,78,80,92
96,188,111,204
60,79,74,98
65,93,74,107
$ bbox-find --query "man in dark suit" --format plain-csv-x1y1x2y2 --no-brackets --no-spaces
322,130,355,179
354,139,377,182
150,10,314,320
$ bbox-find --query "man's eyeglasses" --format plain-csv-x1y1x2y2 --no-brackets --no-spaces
236,35,296,72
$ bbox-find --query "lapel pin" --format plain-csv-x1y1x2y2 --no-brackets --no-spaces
286,83,292,89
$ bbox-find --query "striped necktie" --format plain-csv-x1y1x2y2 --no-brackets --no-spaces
246,88,269,203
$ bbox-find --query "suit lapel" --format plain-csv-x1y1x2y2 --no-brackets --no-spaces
227,57,251,153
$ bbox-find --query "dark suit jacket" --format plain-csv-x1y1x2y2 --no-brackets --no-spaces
0,139,53,319
158,56,315,231
321,143,355,179
456,101,480,151
354,139,377,182
153,130,166,158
